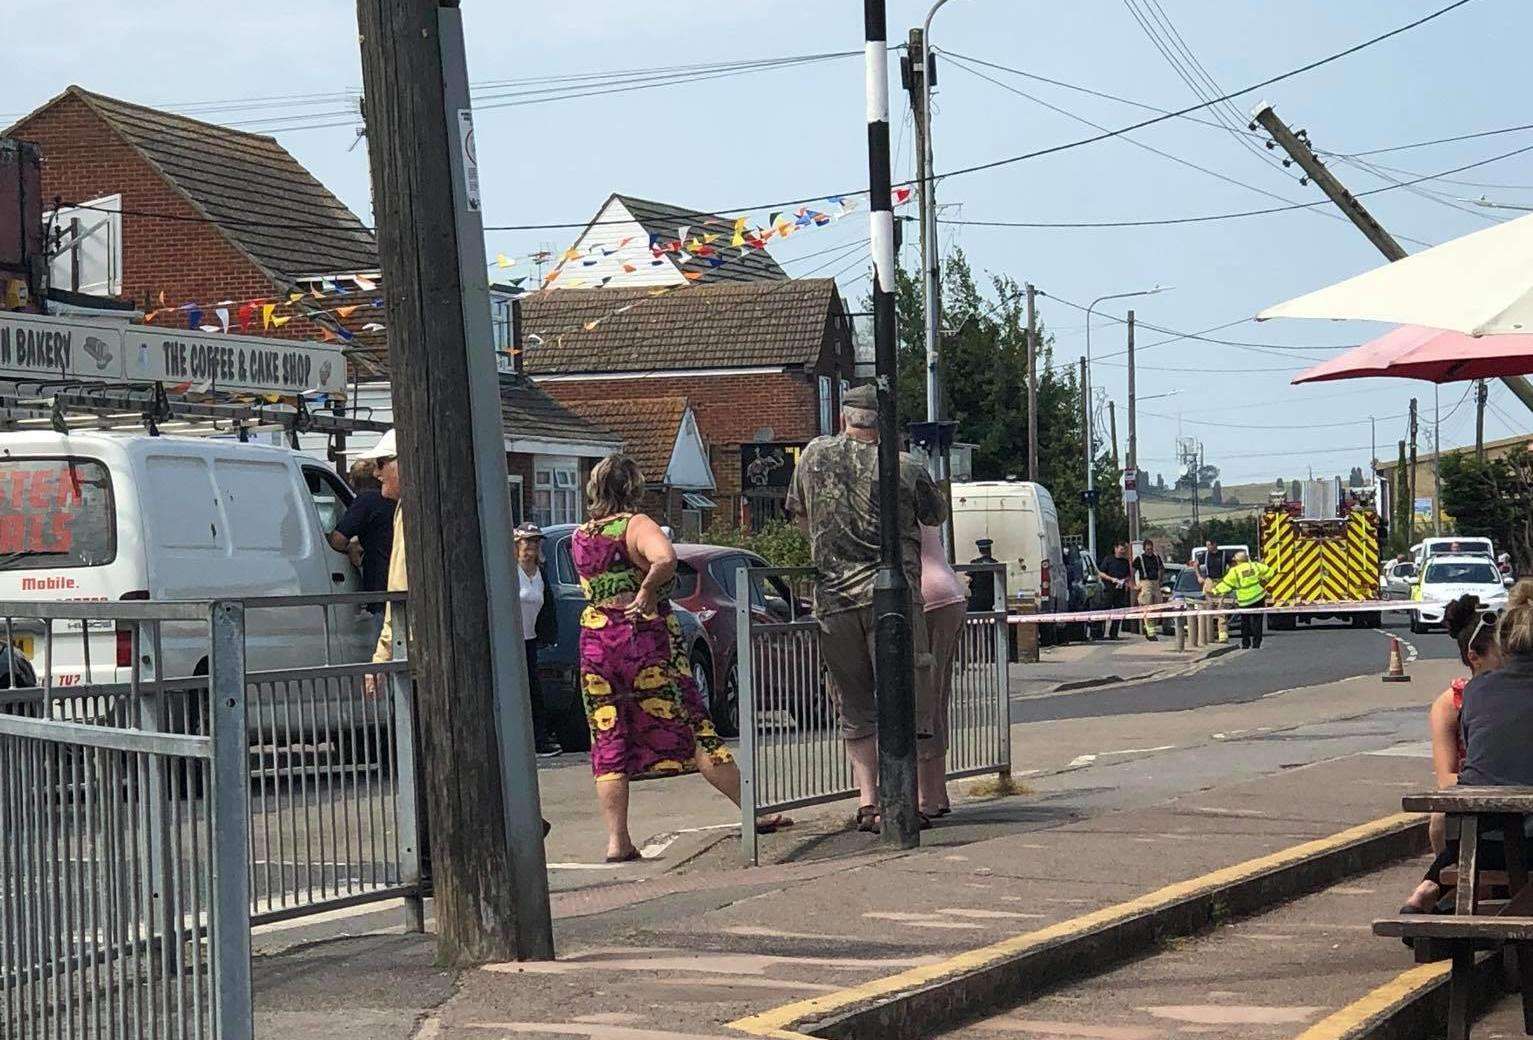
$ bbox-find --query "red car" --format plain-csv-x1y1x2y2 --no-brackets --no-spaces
673,544,806,738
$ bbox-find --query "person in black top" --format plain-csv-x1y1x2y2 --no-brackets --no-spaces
967,539,997,613
1098,542,1133,640
329,459,398,643
1133,539,1165,640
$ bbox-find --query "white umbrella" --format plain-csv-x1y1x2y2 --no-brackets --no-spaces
1257,211,1533,335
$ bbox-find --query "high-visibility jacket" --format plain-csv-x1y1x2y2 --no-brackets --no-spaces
1214,560,1274,607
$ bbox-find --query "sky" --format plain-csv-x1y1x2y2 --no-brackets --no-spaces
8,0,1530,484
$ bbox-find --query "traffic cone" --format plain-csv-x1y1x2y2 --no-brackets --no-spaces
1382,637,1412,683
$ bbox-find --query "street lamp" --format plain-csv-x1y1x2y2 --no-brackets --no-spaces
1083,285,1170,560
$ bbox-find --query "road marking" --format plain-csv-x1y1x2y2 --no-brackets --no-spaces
1373,628,1418,663
726,812,1419,1040
1289,962,1449,1040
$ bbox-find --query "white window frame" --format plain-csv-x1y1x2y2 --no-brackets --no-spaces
46,193,122,296
818,375,833,435
532,456,581,527
490,291,515,372
507,474,524,525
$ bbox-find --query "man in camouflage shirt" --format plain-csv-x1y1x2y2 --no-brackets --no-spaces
786,382,947,831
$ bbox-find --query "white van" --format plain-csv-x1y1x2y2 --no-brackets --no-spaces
951,481,1067,613
1419,536,1494,565
0,432,374,688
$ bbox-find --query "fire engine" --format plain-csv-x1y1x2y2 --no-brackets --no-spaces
1257,481,1383,630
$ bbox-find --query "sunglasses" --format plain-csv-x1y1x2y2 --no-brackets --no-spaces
1469,609,1501,650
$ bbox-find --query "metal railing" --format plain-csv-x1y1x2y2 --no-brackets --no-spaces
736,564,1010,865
0,592,425,1039
0,600,251,1040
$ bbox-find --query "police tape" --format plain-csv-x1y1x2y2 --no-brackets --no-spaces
1006,599,1445,626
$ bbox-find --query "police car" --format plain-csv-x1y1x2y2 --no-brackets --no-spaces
1410,554,1511,633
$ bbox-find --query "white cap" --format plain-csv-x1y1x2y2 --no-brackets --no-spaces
358,429,397,460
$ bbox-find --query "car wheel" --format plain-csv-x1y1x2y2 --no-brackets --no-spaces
694,648,736,738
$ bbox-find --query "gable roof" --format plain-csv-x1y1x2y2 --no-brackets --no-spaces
558,396,689,479
499,375,621,449
520,278,843,376
15,87,379,284
607,194,787,285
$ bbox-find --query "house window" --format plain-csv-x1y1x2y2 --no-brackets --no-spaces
507,474,524,525
818,375,833,435
490,293,515,373
532,457,581,527
46,194,122,296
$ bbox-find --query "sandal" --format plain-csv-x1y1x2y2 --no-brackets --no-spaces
605,848,643,864
855,805,881,833
755,814,795,834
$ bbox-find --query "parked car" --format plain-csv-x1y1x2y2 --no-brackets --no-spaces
1160,561,1187,598
1379,558,1418,600
671,544,813,737
1409,554,1510,633
1166,566,1206,606
535,524,718,750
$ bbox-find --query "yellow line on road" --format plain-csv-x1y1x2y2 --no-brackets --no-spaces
727,812,1419,1039
1291,962,1449,1040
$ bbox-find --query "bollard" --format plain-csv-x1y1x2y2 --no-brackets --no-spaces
1189,609,1202,647
1200,612,1213,645
1014,598,1040,664
1175,613,1186,651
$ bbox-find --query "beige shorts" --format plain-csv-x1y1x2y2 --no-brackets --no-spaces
919,601,967,762
818,602,933,743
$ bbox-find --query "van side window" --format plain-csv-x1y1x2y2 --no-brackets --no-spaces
146,455,222,550
302,466,354,533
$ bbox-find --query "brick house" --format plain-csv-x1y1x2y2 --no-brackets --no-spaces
554,396,715,536
5,86,620,503
519,277,856,529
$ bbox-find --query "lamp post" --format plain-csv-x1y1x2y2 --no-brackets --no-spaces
1082,285,1170,560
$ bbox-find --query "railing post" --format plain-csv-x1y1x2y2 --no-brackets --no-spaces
208,601,253,1040
737,568,759,867
993,566,1011,779
388,606,425,933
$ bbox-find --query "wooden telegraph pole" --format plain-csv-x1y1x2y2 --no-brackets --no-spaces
356,0,553,964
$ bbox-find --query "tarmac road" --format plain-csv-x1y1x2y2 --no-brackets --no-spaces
1013,616,1457,723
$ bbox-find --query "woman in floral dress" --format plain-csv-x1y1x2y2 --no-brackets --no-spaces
572,454,787,862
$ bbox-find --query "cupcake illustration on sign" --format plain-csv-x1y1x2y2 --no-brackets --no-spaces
318,359,332,389
135,342,151,376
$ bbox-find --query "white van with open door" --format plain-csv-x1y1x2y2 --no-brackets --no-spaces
951,481,1067,614
0,431,374,687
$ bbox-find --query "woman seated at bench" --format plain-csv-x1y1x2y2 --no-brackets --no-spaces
1404,582,1533,914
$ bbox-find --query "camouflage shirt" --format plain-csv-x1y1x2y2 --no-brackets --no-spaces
786,433,947,615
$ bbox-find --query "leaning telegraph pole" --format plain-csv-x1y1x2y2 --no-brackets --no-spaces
357,0,553,963
865,0,920,850
1025,282,1039,482
1253,103,1533,414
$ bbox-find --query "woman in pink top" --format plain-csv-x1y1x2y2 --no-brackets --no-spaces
919,524,968,817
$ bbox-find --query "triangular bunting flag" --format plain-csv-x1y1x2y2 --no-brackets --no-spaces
271,315,292,328
730,216,747,247
353,275,377,291
261,303,277,330
335,305,359,318
216,307,230,333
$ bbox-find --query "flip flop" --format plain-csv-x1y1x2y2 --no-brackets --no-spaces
755,814,795,834
604,848,642,864
855,805,881,833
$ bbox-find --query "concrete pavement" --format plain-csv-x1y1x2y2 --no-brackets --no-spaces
249,656,1464,1038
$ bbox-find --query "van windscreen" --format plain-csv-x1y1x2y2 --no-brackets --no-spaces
0,457,115,569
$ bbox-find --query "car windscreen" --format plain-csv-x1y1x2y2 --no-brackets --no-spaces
1175,569,1203,593
1424,561,1499,584
0,457,115,569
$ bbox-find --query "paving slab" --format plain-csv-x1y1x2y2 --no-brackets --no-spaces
938,857,1431,1040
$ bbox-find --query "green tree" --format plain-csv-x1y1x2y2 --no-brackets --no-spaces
1440,448,1533,572
885,250,1125,551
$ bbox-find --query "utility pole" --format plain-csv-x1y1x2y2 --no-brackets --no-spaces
1475,379,1488,461
1108,400,1119,471
1126,310,1140,544
902,28,942,482
1254,103,1533,414
865,0,919,850
1079,356,1090,507
1408,397,1419,544
357,0,552,964
1025,282,1039,483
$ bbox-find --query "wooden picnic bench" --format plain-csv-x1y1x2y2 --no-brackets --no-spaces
1373,788,1533,1040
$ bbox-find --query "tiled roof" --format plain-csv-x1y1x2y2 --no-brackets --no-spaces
500,375,621,448
520,278,841,375
616,195,786,285
50,87,379,283
557,397,688,479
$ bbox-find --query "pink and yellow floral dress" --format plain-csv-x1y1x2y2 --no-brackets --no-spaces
571,515,733,780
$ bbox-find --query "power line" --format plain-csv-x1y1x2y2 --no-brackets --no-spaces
1142,408,1403,431
1328,122,1533,158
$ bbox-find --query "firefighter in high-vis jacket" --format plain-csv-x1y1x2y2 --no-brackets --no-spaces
1213,551,1276,650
